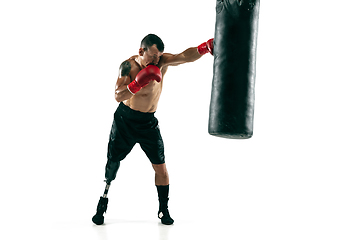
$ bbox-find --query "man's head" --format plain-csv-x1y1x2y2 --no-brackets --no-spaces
139,34,164,67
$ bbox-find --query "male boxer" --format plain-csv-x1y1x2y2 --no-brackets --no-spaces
92,34,213,225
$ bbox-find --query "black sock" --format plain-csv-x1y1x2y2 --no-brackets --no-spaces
156,185,174,224
156,185,169,209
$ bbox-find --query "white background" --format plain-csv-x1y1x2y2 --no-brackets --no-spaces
1,0,359,239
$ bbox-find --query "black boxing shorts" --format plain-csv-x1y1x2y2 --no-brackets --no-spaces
107,102,165,165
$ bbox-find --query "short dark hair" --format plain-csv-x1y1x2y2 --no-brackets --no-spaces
140,34,164,52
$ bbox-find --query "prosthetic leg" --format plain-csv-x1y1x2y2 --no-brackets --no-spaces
92,160,120,225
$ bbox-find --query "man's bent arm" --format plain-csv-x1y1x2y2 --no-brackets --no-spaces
115,61,133,102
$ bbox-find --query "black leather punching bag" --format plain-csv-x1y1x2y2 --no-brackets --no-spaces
208,0,260,139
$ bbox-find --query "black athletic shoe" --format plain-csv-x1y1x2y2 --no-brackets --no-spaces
92,197,108,225
158,208,174,225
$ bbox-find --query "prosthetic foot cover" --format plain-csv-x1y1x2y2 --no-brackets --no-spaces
92,197,108,225
156,185,174,225
208,0,260,139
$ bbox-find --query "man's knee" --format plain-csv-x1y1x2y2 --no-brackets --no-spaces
152,163,168,176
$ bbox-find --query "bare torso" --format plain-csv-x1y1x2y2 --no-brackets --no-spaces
114,46,202,113
122,55,169,113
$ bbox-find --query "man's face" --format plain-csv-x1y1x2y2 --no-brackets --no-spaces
139,44,163,67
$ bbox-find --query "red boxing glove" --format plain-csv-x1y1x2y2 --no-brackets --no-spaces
127,65,162,94
197,38,214,55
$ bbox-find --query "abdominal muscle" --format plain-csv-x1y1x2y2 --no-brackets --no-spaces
123,80,163,113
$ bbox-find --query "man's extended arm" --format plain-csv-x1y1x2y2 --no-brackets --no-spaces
161,38,213,67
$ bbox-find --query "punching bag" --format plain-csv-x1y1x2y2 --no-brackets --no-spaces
208,0,260,139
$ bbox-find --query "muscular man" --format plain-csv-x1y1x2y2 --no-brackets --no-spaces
92,34,213,225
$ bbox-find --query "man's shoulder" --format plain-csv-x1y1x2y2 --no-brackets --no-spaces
119,56,138,77
160,53,173,61
127,55,138,62
127,56,141,69
157,53,173,68
121,56,140,69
